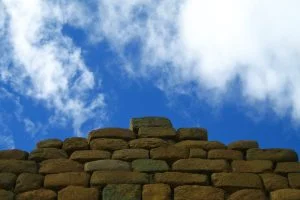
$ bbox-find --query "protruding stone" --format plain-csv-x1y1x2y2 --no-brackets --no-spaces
138,127,176,139
62,137,89,154
189,148,207,158
228,189,267,200
172,158,229,173
15,189,57,200
39,159,83,174
174,185,225,200
84,160,130,172
103,184,141,200
28,148,68,162
132,159,169,172
228,140,259,151
288,173,300,189
90,171,149,186
232,160,273,173
0,160,37,174
208,149,243,160
270,189,300,200
90,138,128,151
259,173,289,191
0,149,28,160
177,128,208,141
0,173,17,190
275,162,300,173
130,117,172,133
88,128,136,142
70,150,111,163
14,173,44,193
175,140,226,150
154,172,208,186
0,189,14,200
44,172,90,190
150,145,189,161
37,139,62,149
58,186,99,200
129,138,168,149
143,184,171,200
112,149,149,161
247,148,298,162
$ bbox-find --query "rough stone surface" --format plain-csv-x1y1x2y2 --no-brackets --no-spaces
228,140,259,151
275,162,300,173
0,160,37,174
288,173,300,189
0,173,17,190
132,159,169,172
211,172,263,192
154,172,208,186
189,148,207,158
150,145,189,161
0,189,14,200
70,150,111,163
15,189,57,200
103,184,141,200
208,149,243,160
130,117,173,133
228,189,267,200
62,137,89,154
172,158,229,172
270,189,300,200
143,184,171,200
88,128,135,142
231,160,273,173
0,149,28,160
138,127,176,139
44,172,90,190
174,185,225,200
129,138,168,149
175,140,226,150
58,186,99,200
90,138,128,151
84,160,130,172
90,171,149,186
37,139,62,149
247,148,298,162
28,148,68,162
177,128,208,141
259,173,289,191
14,173,44,193
112,149,149,161
39,159,83,174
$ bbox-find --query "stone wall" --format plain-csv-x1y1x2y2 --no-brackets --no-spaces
0,117,299,200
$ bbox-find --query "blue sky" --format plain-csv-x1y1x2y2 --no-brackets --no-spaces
0,0,300,157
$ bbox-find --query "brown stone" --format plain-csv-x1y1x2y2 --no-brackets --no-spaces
39,159,83,174
28,148,68,162
0,160,37,174
0,173,17,190
58,186,99,200
231,160,273,173
143,184,171,200
176,128,208,141
132,159,169,172
84,160,130,172
208,149,243,160
154,172,208,186
112,149,149,161
175,140,226,150
129,117,172,133
228,140,259,151
70,150,111,163
103,184,141,200
62,137,88,154
275,162,300,173
211,172,263,192
247,148,298,162
174,185,225,200
15,189,56,200
37,139,62,149
0,149,28,160
44,172,90,190
0,189,14,200
228,189,267,200
90,171,149,186
172,158,229,172
150,145,189,161
90,138,128,151
270,189,300,200
129,138,168,149
259,173,289,191
88,128,136,142
138,127,176,139
288,173,300,189
14,173,44,193
189,148,207,158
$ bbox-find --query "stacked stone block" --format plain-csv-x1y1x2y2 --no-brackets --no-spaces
0,116,299,200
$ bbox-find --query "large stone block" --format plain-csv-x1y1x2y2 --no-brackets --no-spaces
0,173,17,190
39,159,83,174
189,148,207,158
103,184,141,200
28,148,68,162
176,128,208,141
90,138,128,151
172,158,229,173
37,139,63,149
0,189,14,200
138,127,176,139
90,171,149,186
154,172,208,186
259,173,289,191
246,148,298,162
231,160,273,173
228,189,267,200
174,185,225,200
143,184,171,200
14,173,44,193
129,138,168,149
88,128,136,142
112,149,149,161
208,149,243,160
84,160,130,172
288,173,300,189
62,137,89,154
15,189,57,200
270,189,300,200
70,150,111,163
150,145,189,161
228,140,259,151
129,117,172,133
58,186,99,200
0,160,37,174
275,162,300,173
132,159,169,172
175,140,226,150
44,172,90,190
0,149,28,160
